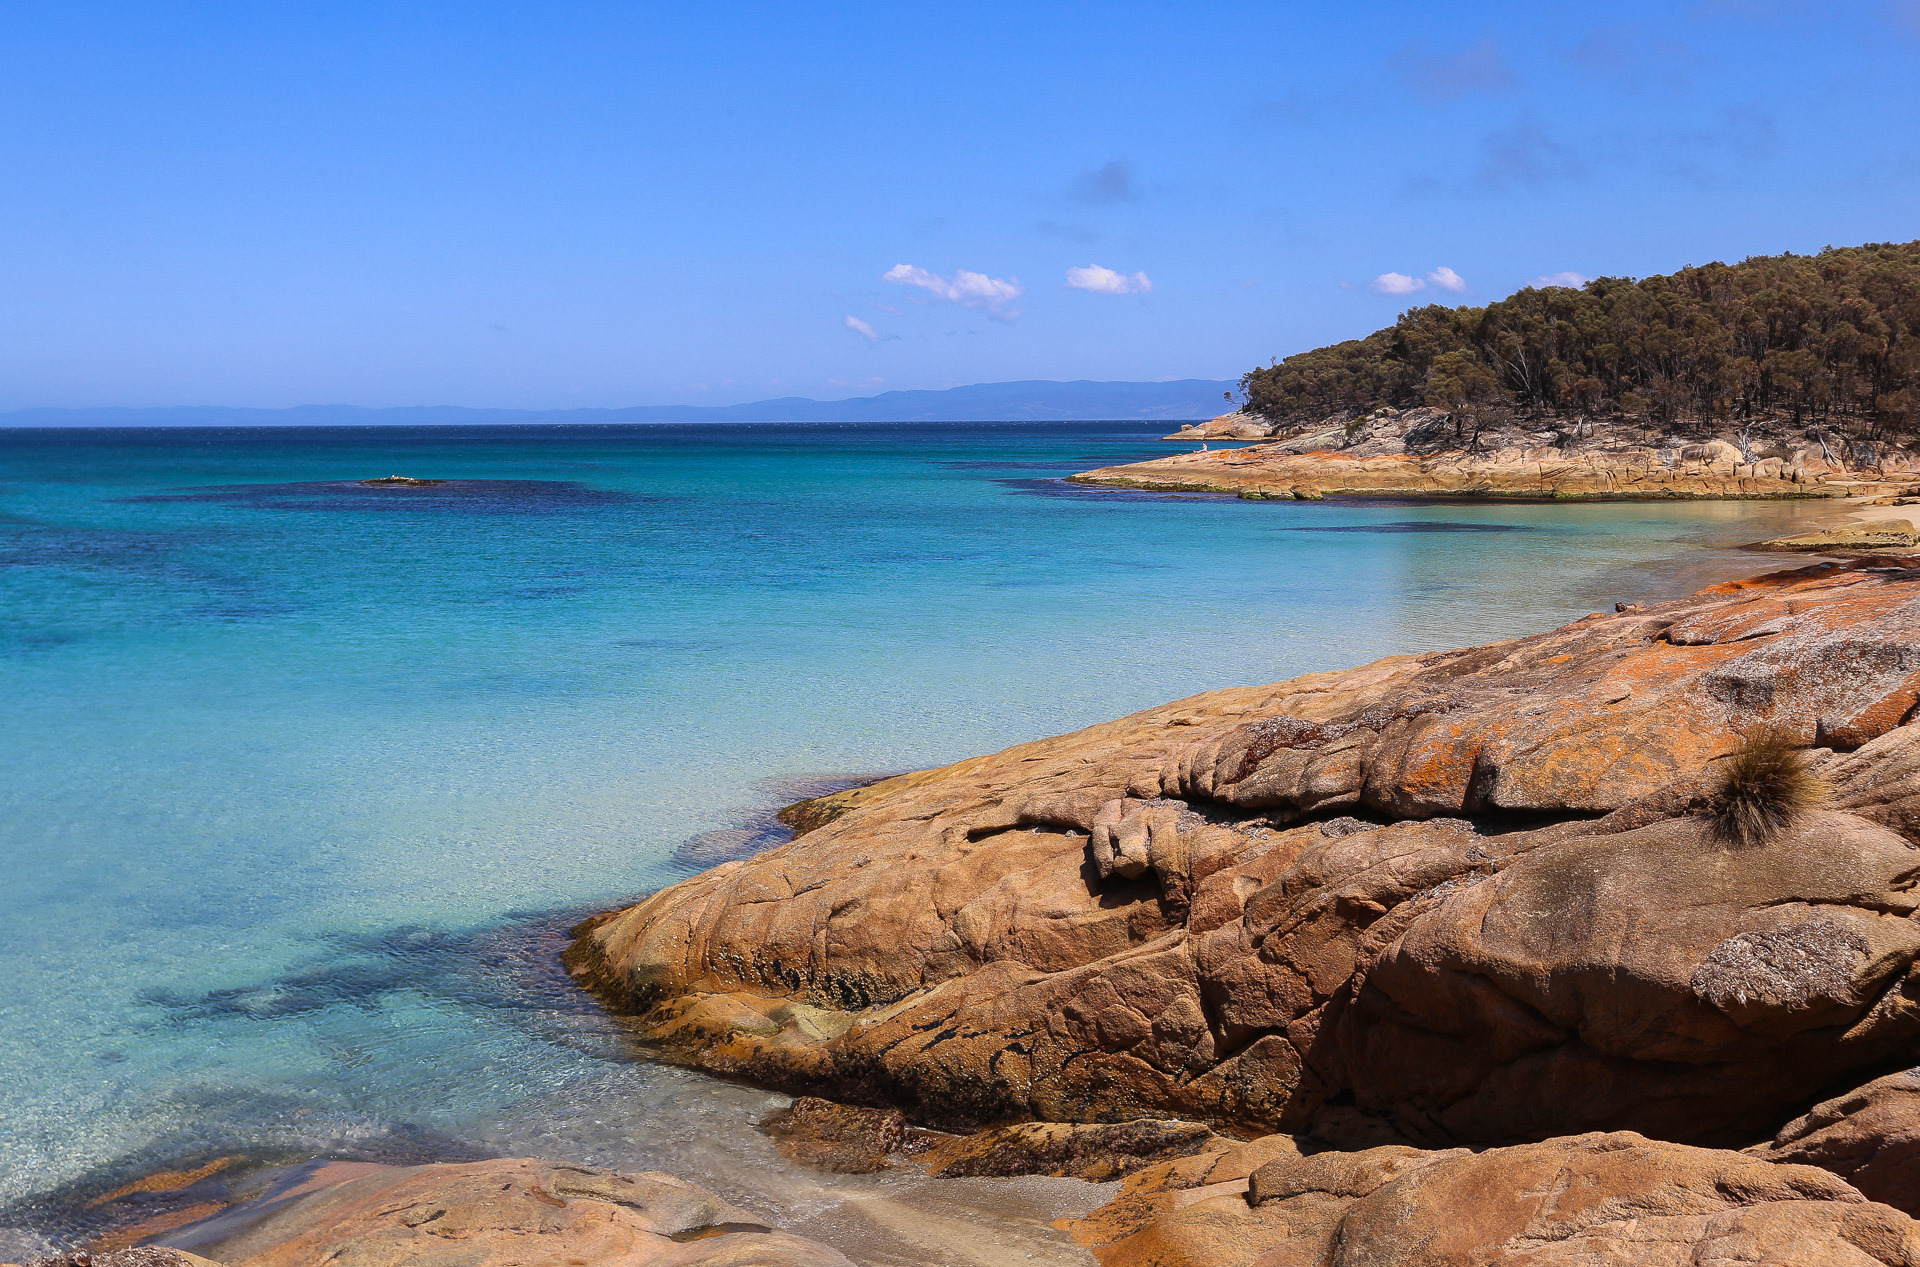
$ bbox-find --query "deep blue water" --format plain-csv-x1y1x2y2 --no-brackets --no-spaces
0,421,1818,1252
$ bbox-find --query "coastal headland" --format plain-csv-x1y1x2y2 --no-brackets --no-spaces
1075,405,1920,503
1107,242,1920,511
553,555,1920,1264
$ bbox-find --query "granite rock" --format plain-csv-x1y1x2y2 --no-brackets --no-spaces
1754,1070,1920,1218
568,560,1920,1145
187,1158,852,1267
1069,1131,1920,1266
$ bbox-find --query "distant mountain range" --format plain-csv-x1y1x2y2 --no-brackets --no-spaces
1,379,1238,428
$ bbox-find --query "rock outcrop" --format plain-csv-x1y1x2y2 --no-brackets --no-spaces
1067,1131,1920,1266
1083,408,1920,500
568,558,1920,1148
1754,1070,1920,1218
1759,519,1920,552
1163,412,1277,441
170,1158,852,1267
13,1253,223,1267
918,1119,1221,1182
761,1096,910,1173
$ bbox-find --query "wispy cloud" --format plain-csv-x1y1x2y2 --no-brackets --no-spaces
1070,160,1136,205
1038,219,1101,243
1370,272,1425,295
1427,266,1469,293
883,264,1024,320
1394,37,1518,100
1565,24,1700,91
1478,119,1585,190
1653,105,1778,185
1065,264,1153,295
1531,271,1590,289
844,315,880,343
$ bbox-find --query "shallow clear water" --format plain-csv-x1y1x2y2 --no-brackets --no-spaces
0,422,1821,1253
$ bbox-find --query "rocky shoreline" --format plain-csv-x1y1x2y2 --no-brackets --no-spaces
37,556,1920,1265
1082,406,1920,503
558,554,1920,1263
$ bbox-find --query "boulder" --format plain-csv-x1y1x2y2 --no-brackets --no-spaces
183,1158,852,1267
1068,1131,1920,1266
760,1096,908,1173
758,1094,1223,1181
919,1118,1221,1182
1757,519,1920,552
1754,1069,1920,1217
14,1254,223,1267
1160,412,1275,441
568,561,1920,1143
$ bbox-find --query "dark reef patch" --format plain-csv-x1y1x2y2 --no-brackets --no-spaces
1286,520,1534,533
996,477,1234,502
674,773,896,869
117,479,637,515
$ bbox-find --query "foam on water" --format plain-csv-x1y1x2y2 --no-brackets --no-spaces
0,421,1820,1254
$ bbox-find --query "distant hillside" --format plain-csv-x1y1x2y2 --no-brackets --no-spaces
1243,241,1920,437
1,379,1236,428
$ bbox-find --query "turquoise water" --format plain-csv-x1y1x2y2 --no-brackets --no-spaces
0,422,1816,1247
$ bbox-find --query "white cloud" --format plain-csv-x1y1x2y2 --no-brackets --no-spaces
1530,271,1590,289
1065,264,1153,295
883,263,1023,319
844,315,879,343
1370,271,1425,295
1426,266,1469,293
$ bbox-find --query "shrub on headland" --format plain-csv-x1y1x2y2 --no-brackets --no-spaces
1243,241,1920,437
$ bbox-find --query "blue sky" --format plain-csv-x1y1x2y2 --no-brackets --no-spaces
2,1,1917,410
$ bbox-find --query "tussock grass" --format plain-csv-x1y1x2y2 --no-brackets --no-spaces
1708,727,1827,846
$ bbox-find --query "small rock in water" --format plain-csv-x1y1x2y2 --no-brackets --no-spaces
357,475,445,487
760,1096,910,1174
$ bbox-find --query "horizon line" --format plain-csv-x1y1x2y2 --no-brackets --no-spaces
0,376,1240,419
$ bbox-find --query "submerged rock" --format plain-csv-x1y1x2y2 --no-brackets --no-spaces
568,558,1920,1147
13,1253,222,1267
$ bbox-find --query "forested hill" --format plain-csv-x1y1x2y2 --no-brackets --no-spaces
1243,241,1920,436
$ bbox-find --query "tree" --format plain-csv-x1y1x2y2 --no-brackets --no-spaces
1425,350,1501,445
1238,241,1920,436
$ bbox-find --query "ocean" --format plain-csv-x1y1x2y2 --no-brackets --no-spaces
0,421,1817,1260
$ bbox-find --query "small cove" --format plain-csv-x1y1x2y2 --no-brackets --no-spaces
0,420,1829,1260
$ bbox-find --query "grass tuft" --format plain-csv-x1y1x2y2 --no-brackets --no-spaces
1707,727,1826,846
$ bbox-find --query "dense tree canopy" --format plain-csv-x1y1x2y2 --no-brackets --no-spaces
1242,241,1920,436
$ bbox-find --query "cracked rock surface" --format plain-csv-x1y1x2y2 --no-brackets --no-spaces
569,559,1920,1149
1073,407,1920,501
1067,1131,1920,1266
171,1158,852,1267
